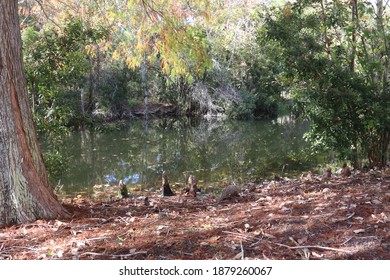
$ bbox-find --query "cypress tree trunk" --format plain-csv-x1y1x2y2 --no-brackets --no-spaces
0,0,68,226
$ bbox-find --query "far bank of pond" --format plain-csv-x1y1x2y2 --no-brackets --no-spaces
42,117,329,197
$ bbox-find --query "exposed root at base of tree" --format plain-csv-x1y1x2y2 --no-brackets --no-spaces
1,170,390,260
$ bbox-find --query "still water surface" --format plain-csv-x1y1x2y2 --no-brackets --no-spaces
42,118,325,196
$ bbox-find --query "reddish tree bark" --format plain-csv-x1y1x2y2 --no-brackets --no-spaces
0,0,68,226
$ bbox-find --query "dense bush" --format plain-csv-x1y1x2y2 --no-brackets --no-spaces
264,0,390,167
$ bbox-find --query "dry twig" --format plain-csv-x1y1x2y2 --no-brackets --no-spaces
110,251,148,259
240,240,244,260
273,242,352,253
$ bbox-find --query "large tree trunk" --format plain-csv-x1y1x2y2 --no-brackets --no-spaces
0,0,67,226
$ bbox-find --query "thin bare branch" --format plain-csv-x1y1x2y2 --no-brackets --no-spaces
273,242,352,254
34,0,61,29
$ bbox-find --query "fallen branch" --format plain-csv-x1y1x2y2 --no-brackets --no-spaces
81,251,148,259
80,252,106,257
273,242,352,253
110,251,148,259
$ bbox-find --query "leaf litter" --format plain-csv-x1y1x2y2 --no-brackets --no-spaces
1,169,390,260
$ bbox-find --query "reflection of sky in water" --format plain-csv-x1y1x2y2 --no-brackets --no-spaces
103,151,162,187
104,173,140,185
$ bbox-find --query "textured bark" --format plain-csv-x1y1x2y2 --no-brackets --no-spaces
0,0,67,226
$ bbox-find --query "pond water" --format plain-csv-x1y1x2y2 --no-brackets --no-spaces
42,117,326,197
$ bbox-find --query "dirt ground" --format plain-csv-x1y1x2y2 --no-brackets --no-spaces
1,169,389,260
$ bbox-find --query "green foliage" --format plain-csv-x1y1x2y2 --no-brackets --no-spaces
224,90,257,119
263,0,390,167
43,150,69,179
23,16,108,179
23,16,107,132
95,59,143,118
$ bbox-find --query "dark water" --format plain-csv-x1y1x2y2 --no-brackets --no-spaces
42,117,325,196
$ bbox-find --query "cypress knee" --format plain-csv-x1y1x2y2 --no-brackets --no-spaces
188,175,198,197
119,180,129,198
341,163,351,177
162,171,175,196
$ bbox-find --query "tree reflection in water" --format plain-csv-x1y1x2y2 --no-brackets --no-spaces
41,118,325,197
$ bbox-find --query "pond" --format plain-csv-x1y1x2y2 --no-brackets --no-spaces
42,117,326,197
